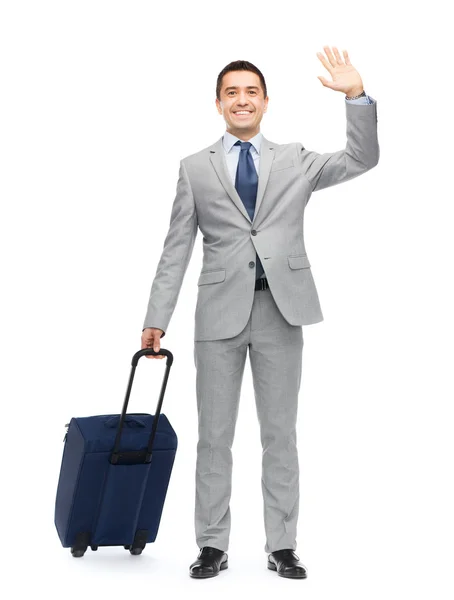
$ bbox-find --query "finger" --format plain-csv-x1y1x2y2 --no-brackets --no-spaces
332,46,344,65
318,76,334,89
323,45,337,68
342,49,351,65
316,51,333,75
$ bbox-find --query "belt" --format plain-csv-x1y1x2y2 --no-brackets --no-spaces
255,277,270,291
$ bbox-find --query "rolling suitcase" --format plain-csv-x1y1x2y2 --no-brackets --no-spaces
54,347,177,557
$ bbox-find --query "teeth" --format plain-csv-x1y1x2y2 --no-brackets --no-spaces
235,111,251,114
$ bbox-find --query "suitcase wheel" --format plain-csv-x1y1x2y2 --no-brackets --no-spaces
91,545,98,551
71,532,90,557
127,530,147,555
124,544,143,554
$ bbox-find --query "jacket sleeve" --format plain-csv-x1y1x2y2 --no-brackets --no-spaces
142,159,198,337
297,98,380,196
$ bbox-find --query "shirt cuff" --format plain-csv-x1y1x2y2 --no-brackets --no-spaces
345,94,375,105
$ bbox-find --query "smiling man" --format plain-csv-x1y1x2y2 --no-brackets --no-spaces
141,47,379,579
224,76,267,129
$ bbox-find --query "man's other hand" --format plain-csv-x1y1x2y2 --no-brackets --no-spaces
141,327,165,359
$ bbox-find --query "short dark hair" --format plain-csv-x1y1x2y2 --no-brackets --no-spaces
216,60,267,101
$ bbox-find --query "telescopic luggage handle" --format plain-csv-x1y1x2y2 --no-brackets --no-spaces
110,348,174,465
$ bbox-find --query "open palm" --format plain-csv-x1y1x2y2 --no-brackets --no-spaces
316,46,364,95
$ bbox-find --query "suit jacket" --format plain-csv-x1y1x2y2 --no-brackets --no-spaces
142,100,379,341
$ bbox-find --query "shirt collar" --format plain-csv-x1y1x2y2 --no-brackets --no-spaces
222,130,263,155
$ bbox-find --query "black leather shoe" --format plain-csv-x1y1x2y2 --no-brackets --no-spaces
268,549,307,579
189,546,228,578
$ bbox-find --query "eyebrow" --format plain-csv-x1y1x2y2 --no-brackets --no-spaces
224,86,260,91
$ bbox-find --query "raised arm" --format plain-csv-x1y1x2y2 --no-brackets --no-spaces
298,46,379,193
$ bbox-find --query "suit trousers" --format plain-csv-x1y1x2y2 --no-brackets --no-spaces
193,285,304,553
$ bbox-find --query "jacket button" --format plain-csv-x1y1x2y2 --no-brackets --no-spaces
251,229,257,235
249,261,255,268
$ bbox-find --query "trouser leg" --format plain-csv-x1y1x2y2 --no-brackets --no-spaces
248,287,304,553
193,322,250,552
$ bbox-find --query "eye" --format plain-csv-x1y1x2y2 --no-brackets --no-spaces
226,91,257,96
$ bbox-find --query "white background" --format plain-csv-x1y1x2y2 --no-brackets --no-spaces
2,1,453,598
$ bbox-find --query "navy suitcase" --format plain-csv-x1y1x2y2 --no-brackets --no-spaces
54,348,177,557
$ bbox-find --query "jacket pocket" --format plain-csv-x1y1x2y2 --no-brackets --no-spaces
197,268,226,286
271,158,295,172
288,254,311,269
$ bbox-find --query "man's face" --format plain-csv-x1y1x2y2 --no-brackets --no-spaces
216,70,268,139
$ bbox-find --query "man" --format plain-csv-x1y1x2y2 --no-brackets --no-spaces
141,46,379,579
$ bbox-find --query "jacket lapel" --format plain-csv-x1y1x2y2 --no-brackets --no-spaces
209,134,276,226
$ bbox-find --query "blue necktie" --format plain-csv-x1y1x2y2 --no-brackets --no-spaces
234,140,264,279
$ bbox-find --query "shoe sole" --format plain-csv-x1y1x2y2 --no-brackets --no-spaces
189,560,228,578
267,561,307,579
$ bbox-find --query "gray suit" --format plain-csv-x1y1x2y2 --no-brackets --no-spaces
142,99,379,552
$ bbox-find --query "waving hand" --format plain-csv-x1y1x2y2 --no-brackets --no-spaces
316,46,364,97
